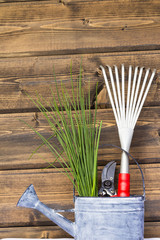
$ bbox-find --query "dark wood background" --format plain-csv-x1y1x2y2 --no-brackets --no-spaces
0,0,160,238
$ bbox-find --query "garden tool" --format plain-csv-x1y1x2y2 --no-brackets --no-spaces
100,65,156,197
98,161,117,197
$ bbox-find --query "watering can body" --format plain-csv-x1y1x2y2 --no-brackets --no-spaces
75,196,144,240
17,184,144,240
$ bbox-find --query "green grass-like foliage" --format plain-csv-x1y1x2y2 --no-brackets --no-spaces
25,65,102,197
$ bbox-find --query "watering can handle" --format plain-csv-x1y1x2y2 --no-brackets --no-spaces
100,144,145,199
73,144,145,200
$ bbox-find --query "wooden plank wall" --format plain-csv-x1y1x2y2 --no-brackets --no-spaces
0,0,160,238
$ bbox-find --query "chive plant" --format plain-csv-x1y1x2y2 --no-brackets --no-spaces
25,65,102,197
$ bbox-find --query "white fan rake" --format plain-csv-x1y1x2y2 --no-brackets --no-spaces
100,64,156,196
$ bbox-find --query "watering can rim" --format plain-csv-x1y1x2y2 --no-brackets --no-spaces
74,195,144,200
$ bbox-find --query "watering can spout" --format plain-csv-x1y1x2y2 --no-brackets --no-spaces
17,184,75,237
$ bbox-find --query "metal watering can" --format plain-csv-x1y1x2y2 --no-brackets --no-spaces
17,151,145,240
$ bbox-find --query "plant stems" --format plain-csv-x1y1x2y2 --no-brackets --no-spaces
25,65,102,197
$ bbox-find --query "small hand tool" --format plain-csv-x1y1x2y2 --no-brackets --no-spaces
98,161,117,197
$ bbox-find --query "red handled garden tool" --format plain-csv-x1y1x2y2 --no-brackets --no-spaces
100,65,156,197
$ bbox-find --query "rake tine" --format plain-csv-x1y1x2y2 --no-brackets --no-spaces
133,69,156,128
107,65,121,126
128,66,139,126
114,65,123,121
130,67,144,126
100,65,120,128
121,64,125,127
126,65,132,128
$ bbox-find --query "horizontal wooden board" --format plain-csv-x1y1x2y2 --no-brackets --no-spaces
0,0,96,3
144,222,160,238
0,107,160,170
1,1,160,23
0,163,159,228
0,0,102,3
0,51,160,112
0,0,159,3
0,1,160,57
0,226,71,239
0,222,160,239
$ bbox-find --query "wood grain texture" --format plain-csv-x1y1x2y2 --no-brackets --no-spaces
0,226,71,239
0,222,160,239
0,51,160,112
0,0,160,238
0,107,160,170
0,1,160,57
144,222,160,238
1,1,160,23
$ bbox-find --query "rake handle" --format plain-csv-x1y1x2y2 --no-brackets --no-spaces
112,173,130,197
118,173,130,197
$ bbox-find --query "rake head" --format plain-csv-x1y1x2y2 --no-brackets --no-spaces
100,64,156,173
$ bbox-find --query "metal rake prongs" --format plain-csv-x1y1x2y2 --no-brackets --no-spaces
100,65,156,130
100,64,156,174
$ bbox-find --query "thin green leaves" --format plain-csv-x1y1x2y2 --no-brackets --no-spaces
26,64,102,197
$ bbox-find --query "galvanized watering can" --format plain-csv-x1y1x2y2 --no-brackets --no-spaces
17,152,145,240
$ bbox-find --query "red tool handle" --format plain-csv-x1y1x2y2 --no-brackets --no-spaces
117,173,130,197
